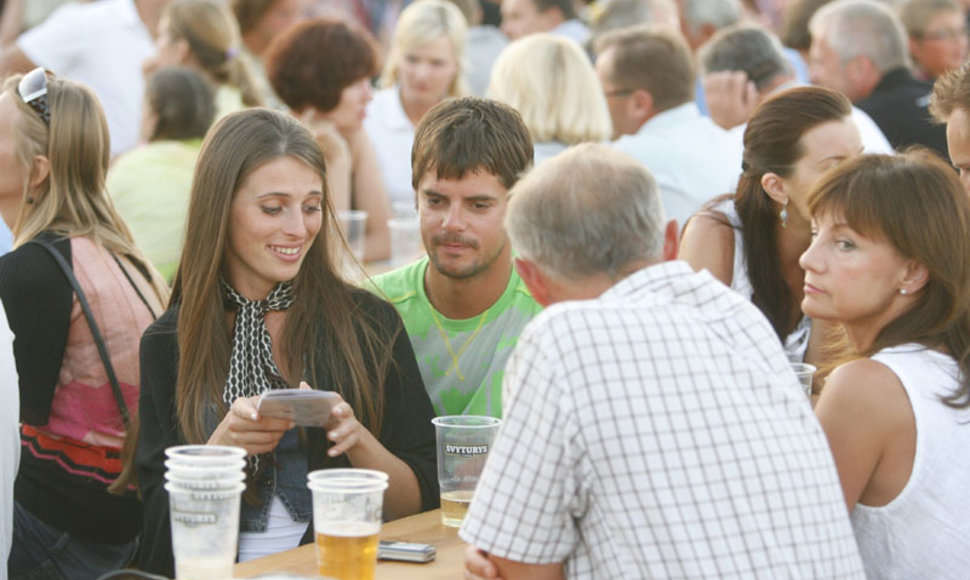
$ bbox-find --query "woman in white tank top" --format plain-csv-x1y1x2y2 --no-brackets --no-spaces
800,152,970,579
679,86,864,366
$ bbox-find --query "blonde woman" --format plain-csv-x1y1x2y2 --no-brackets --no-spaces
487,34,612,165
364,0,467,211
143,0,263,120
0,69,168,579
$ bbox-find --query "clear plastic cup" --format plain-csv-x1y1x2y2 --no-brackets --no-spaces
337,210,368,262
430,416,502,527
387,218,423,268
791,362,817,398
165,481,246,580
307,469,388,580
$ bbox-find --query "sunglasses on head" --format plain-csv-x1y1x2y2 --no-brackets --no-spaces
17,67,50,126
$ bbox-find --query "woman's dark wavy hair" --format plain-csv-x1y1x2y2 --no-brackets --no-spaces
808,151,970,408
733,85,851,340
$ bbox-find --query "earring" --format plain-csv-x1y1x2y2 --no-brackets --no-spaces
25,196,34,205
779,204,789,229
899,288,908,295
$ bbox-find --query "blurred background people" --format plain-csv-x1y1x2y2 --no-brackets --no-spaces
230,0,305,107
0,0,172,157
804,151,970,577
108,66,216,282
445,0,506,96
487,34,611,164
144,0,262,120
500,0,590,43
899,0,968,81
931,60,970,191
366,0,467,213
0,70,167,580
809,0,948,156
679,86,863,365
266,17,392,261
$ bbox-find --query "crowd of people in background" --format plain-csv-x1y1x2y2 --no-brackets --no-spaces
0,0,969,578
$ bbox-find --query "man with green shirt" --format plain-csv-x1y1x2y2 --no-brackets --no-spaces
368,97,541,418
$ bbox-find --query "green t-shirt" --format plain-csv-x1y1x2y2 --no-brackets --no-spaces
367,257,542,418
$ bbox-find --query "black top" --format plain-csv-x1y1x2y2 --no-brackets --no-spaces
135,289,439,577
0,233,142,544
857,67,948,158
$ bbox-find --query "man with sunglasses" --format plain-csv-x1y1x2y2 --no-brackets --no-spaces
0,0,171,157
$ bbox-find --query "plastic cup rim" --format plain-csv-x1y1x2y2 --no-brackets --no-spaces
790,362,817,374
307,468,389,483
431,415,502,429
165,444,246,460
164,480,246,495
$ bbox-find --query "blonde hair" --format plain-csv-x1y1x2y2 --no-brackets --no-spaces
380,0,468,97
2,74,169,301
488,34,611,144
165,0,263,107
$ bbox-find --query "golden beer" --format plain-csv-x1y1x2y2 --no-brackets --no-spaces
316,521,380,580
440,489,475,527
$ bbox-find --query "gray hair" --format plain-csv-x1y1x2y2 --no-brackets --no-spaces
809,0,909,73
682,0,741,35
506,143,666,280
590,0,679,38
699,24,792,90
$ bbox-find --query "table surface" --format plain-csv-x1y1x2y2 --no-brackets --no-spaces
234,509,466,579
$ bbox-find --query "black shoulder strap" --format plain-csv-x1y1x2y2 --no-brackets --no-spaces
28,238,131,429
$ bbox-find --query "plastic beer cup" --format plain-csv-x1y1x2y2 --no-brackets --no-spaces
431,416,502,527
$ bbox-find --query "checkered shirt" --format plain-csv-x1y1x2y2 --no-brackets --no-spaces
460,261,864,579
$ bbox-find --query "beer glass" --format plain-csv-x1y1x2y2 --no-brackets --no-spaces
307,469,389,580
431,416,502,527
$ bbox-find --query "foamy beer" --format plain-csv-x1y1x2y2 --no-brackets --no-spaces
308,469,389,580
431,416,502,527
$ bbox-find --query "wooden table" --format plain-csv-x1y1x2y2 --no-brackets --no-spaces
234,509,466,579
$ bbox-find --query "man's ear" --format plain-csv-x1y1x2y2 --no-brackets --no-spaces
514,257,552,307
662,219,678,260
629,88,655,129
760,172,788,206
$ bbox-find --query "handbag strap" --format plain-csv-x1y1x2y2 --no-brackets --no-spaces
29,238,131,429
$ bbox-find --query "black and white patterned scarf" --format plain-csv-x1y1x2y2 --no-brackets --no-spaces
222,280,294,474
222,280,294,405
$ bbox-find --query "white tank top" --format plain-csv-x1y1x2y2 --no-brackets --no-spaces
708,199,810,361
854,344,970,578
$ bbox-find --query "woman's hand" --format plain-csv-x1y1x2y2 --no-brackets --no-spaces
324,392,364,457
206,396,293,456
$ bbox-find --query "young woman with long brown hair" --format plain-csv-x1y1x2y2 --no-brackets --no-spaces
135,108,437,576
679,86,863,363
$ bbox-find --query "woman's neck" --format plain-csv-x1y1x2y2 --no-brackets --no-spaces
399,91,436,127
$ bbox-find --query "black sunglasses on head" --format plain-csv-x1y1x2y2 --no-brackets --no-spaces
18,67,50,126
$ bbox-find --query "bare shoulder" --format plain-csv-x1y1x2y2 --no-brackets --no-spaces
678,211,735,285
818,357,911,432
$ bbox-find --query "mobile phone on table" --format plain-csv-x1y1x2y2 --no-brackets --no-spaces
256,389,339,427
377,540,436,563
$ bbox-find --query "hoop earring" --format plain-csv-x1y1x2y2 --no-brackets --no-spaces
779,204,788,229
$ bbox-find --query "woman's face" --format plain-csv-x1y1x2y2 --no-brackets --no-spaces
142,17,186,77
910,10,968,79
322,77,373,132
781,117,863,221
0,94,29,202
799,211,915,334
224,156,324,300
398,35,459,111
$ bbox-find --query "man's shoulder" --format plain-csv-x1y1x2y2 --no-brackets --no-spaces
366,258,428,307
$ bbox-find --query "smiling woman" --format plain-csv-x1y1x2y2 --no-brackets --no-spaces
134,108,439,577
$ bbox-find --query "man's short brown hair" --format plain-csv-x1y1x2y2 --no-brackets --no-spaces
930,61,970,122
411,97,534,191
594,24,695,113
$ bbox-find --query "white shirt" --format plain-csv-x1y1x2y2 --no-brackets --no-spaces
461,261,865,579
364,86,416,209
17,0,154,156
854,344,970,579
550,19,590,45
0,300,19,580
612,103,742,230
466,26,508,97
